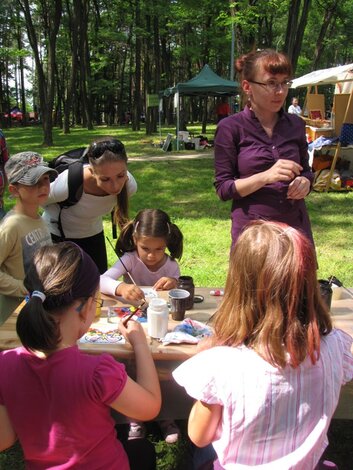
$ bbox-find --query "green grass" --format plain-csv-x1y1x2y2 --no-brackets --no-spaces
4,124,353,286
306,191,353,285
3,123,216,160
1,125,353,468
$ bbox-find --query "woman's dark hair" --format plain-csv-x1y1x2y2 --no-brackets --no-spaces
235,49,292,82
16,242,99,353
115,209,183,260
86,137,129,229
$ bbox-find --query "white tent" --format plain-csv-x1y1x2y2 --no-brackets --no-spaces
291,63,353,191
291,63,353,88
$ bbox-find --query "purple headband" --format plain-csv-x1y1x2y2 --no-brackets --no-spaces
43,243,100,308
29,243,100,311
70,246,100,300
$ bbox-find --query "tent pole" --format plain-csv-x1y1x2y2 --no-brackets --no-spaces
230,5,235,81
158,98,162,143
176,92,180,151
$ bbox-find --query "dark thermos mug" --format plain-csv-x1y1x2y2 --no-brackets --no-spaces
318,279,332,310
177,276,195,310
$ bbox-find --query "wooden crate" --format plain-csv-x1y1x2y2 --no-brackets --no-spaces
306,125,334,141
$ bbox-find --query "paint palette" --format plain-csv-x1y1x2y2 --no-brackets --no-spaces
107,306,147,324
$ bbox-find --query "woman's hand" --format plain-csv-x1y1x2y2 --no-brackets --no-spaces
265,159,302,184
115,282,145,302
153,277,177,291
235,159,303,198
287,176,311,200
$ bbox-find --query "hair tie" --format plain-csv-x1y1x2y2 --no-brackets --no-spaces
31,290,46,303
167,222,171,234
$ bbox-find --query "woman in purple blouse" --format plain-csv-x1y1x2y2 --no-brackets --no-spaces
214,49,314,247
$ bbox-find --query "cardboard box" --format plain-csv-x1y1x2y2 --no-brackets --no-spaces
306,126,334,142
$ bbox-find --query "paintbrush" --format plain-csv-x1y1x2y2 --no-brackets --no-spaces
122,301,147,327
106,237,137,286
106,237,147,320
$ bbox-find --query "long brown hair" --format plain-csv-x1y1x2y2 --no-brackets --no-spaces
86,137,129,229
213,221,332,368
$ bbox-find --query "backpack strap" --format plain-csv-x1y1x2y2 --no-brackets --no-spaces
57,161,84,239
55,157,118,240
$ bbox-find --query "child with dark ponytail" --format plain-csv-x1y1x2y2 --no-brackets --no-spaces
0,242,161,469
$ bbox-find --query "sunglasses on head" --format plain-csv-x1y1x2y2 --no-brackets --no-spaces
90,140,125,159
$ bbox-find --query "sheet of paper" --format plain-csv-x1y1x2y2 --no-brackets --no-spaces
141,287,158,299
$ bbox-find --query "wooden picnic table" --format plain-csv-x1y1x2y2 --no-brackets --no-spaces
0,287,352,420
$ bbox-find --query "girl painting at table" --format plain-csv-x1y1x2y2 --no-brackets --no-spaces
0,242,161,469
101,208,183,305
173,220,353,469
101,208,183,444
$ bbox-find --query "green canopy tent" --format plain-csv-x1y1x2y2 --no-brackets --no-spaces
162,64,239,148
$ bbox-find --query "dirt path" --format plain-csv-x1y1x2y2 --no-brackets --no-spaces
128,150,214,162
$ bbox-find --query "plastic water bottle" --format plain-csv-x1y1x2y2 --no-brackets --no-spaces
147,298,169,338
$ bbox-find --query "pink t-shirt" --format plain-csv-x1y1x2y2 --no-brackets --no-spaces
0,346,129,469
173,329,353,469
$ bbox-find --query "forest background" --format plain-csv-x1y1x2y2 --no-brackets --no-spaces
2,2,353,468
1,0,353,146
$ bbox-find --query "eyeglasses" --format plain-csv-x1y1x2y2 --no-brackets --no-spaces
93,297,104,308
249,79,293,92
90,140,125,159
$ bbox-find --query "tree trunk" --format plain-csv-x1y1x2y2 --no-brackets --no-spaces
16,17,27,126
118,25,132,125
18,0,62,146
75,0,93,130
63,0,79,134
312,1,339,69
144,14,152,135
132,0,142,131
202,97,207,134
284,0,311,73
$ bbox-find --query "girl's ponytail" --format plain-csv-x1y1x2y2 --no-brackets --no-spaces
16,242,100,353
115,219,135,256
17,293,60,353
167,223,183,260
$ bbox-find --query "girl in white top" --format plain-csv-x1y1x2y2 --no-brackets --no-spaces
101,208,183,443
42,137,137,273
173,221,353,469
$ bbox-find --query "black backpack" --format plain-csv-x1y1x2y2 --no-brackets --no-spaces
48,148,117,239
